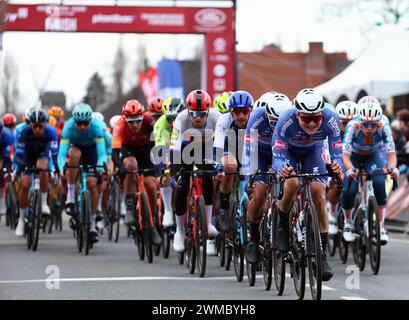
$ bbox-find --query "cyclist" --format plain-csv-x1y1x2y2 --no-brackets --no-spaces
213,90,253,234
111,99,161,246
48,106,65,142
327,100,357,236
272,88,343,281
2,113,17,134
153,97,185,227
58,103,107,243
0,120,14,217
213,91,231,114
170,89,220,255
14,109,58,236
341,96,398,244
243,92,292,263
109,115,121,135
254,91,277,108
147,98,164,124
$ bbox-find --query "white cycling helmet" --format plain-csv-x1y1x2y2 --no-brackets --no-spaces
335,101,358,121
265,93,292,120
92,111,105,122
294,88,324,114
357,96,383,122
254,91,277,108
109,115,121,129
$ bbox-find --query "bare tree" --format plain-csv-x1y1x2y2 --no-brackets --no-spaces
136,37,148,73
318,0,409,35
83,72,106,111
113,39,127,102
0,53,19,113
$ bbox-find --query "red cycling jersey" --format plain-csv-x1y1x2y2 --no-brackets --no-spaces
112,113,153,149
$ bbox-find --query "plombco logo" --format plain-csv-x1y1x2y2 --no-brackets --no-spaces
194,9,226,27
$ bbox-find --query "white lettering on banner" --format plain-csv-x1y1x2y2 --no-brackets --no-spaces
210,54,229,63
140,13,185,26
213,38,226,52
92,14,135,24
38,5,87,16
45,17,77,32
5,13,18,22
213,79,226,91
195,9,226,27
213,64,226,77
18,8,29,19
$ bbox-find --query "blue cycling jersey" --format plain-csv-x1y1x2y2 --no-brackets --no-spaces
14,122,26,151
0,127,14,159
272,108,343,172
14,124,58,169
242,107,274,176
58,117,107,172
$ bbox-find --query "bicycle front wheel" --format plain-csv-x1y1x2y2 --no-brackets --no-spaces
82,191,92,256
290,207,305,300
140,192,153,263
196,197,207,278
305,204,322,301
272,205,285,296
352,208,366,271
368,196,381,274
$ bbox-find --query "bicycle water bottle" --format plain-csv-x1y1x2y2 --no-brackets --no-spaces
296,211,304,243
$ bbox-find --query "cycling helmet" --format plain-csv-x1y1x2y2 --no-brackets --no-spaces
357,95,379,105
122,99,144,117
294,88,324,114
2,113,17,128
357,97,383,122
254,92,277,108
148,98,164,115
265,93,292,120
29,108,48,124
213,92,231,113
186,90,211,111
229,90,254,108
48,106,64,119
335,101,358,121
23,108,32,123
163,97,185,115
109,115,121,129
72,103,93,122
48,115,57,127
92,111,105,122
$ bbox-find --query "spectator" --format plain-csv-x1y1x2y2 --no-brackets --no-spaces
398,126,409,181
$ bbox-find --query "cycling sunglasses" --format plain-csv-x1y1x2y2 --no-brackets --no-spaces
166,114,177,122
32,122,45,130
230,107,251,116
298,113,323,125
125,117,143,124
361,122,378,129
75,120,91,127
189,110,208,118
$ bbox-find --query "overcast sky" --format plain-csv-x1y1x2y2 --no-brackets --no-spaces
0,0,389,111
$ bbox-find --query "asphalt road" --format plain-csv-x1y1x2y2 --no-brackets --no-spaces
1,216,409,300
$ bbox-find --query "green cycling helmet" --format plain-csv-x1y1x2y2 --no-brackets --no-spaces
213,91,231,114
72,103,93,122
163,97,185,122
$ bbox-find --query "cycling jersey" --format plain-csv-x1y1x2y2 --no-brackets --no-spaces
0,127,14,169
112,113,153,149
14,124,58,171
55,118,66,142
154,114,172,147
96,119,112,156
343,119,395,156
58,117,107,172
213,112,246,165
14,122,26,151
272,108,343,173
170,109,220,152
242,107,274,181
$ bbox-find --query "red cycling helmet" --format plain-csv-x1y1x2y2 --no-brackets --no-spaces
122,100,144,117
2,113,17,128
186,90,211,111
148,98,164,114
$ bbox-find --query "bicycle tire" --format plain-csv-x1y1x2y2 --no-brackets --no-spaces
114,183,121,242
83,191,92,256
32,190,41,252
225,198,237,272
135,229,145,261
272,205,285,296
262,212,272,291
328,234,337,257
352,207,366,271
186,203,196,274
140,192,153,263
9,183,18,230
337,207,349,264
246,256,256,286
26,193,34,250
367,196,381,274
305,204,322,301
234,199,247,282
289,207,305,300
154,195,164,256
196,196,207,278
177,251,184,265
106,182,114,241
218,234,226,267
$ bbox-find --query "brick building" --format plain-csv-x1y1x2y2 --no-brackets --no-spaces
238,42,351,100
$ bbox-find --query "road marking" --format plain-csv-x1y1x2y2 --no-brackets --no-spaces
389,237,409,245
340,296,367,300
285,273,336,291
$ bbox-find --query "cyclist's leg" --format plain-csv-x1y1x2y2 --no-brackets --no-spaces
123,155,137,225
65,147,81,209
218,154,238,231
0,159,6,215
16,172,32,236
37,158,51,215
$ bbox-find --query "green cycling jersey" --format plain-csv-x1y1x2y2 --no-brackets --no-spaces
154,114,173,146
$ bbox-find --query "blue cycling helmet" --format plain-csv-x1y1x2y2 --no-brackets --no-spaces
229,90,254,108
72,103,93,121
29,108,48,124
